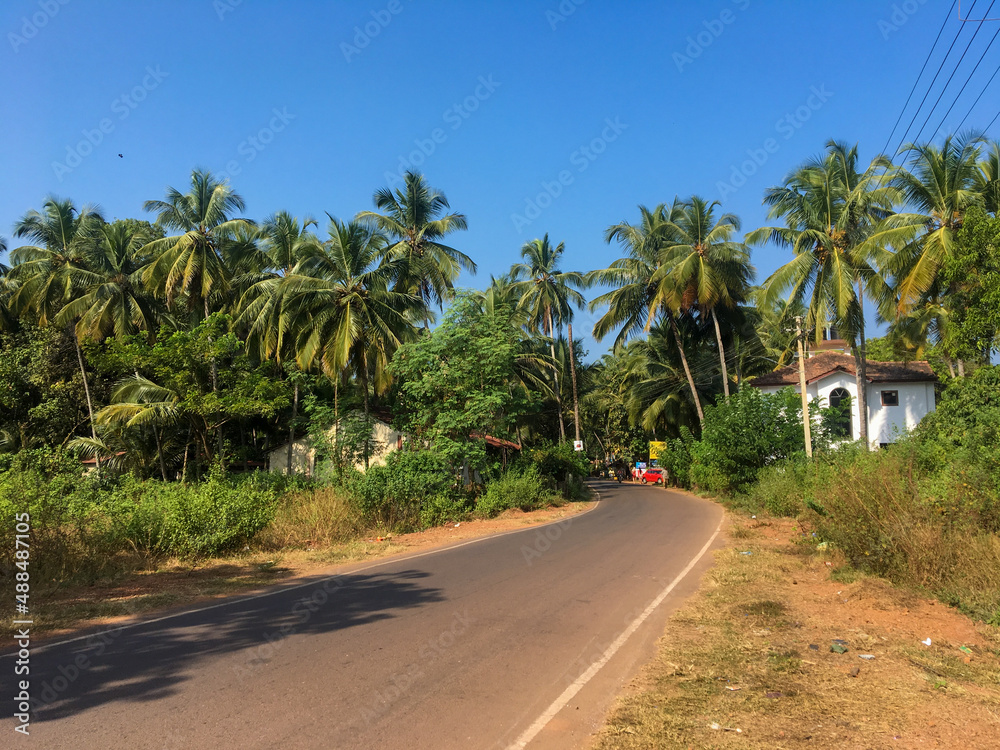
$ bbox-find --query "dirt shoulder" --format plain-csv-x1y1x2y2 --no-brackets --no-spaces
25,500,596,641
591,511,1000,749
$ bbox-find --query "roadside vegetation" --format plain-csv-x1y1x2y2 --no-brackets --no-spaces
1,132,999,632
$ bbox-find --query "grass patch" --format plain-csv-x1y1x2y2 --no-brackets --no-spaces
593,513,1000,749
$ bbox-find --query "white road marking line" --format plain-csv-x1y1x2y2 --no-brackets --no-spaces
506,519,723,750
1,496,602,657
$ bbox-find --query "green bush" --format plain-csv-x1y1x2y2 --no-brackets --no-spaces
0,450,287,585
348,449,459,531
737,459,810,517
476,465,556,518
527,442,590,483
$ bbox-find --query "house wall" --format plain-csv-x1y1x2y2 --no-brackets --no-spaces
758,377,936,446
267,416,406,475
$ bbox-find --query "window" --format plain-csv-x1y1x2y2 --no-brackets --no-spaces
881,390,899,406
828,387,852,438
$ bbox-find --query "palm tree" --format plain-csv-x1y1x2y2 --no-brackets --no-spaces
142,169,253,319
280,217,421,467
750,141,898,447
8,198,106,450
975,139,1000,214
356,170,474,321
661,196,754,399
587,203,706,425
54,221,163,342
874,132,985,312
511,235,586,443
237,212,323,362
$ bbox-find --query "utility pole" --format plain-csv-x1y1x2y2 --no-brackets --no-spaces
795,316,813,458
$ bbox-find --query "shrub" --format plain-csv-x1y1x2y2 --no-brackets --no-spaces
476,465,556,518
348,449,459,531
527,442,590,483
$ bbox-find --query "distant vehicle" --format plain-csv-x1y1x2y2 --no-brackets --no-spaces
640,468,664,485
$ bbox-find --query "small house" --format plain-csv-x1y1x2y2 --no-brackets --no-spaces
748,352,938,447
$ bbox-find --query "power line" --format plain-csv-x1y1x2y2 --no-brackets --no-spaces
954,59,1000,131
891,0,977,157
985,108,1000,131
910,0,996,145
879,0,958,158
932,18,1000,136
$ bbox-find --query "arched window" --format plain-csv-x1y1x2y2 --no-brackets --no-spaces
828,387,852,438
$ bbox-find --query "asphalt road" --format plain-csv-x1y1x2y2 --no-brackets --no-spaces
3,480,723,749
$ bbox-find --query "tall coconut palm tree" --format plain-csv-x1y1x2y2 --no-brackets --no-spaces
142,169,253,319
661,196,754,399
587,202,706,425
511,235,586,443
54,221,163,342
8,198,106,451
356,170,474,321
975,139,1000,215
873,132,985,313
280,217,421,467
750,141,898,447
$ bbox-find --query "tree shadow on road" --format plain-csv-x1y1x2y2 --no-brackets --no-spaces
26,568,443,722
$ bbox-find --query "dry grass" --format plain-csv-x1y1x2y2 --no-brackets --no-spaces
592,516,1000,749
254,485,365,550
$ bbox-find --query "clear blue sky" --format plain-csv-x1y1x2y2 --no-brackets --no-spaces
3,0,996,357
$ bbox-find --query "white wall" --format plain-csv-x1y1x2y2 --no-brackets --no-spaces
268,416,406,475
758,376,935,446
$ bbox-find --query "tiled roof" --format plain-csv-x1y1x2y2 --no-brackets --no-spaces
749,352,937,387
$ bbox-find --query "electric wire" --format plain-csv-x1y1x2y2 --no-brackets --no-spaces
931,16,1000,136
910,0,996,145
953,59,1000,131
891,0,977,157
879,0,959,159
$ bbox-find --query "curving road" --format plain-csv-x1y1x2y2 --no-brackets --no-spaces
2,480,723,749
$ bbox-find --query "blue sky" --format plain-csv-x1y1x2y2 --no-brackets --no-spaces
2,0,996,358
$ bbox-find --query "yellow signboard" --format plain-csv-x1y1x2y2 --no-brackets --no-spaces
648,441,666,460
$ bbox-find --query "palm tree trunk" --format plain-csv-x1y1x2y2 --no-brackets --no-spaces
205,296,218,393
73,333,101,470
957,359,965,377
286,380,299,476
711,308,730,400
854,287,870,450
567,322,581,442
667,315,704,426
154,425,168,481
333,375,340,474
362,352,371,470
546,308,566,442
181,425,191,484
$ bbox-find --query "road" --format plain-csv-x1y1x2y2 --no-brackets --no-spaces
3,480,723,749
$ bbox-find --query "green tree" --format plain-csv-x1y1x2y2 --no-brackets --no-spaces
390,294,531,476
356,170,474,320
751,141,897,447
511,235,586,443
942,206,1000,360
280,217,421,467
588,202,706,425
661,196,754,399
8,198,106,451
142,169,253,319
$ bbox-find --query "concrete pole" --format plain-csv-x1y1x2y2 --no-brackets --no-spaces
796,316,813,459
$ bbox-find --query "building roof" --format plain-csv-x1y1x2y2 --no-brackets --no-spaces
749,352,937,387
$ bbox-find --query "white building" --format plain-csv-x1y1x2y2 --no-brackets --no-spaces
268,415,405,476
749,352,938,447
